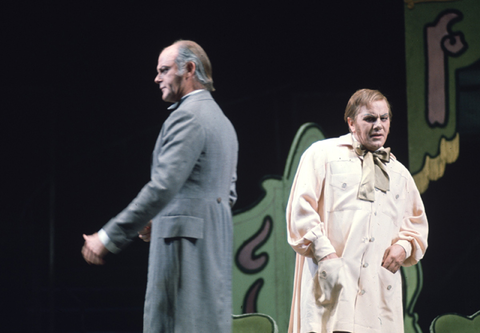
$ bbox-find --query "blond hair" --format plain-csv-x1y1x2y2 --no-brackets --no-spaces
344,89,391,122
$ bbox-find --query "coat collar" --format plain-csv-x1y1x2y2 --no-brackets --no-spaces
337,133,396,161
337,133,355,148
167,89,210,111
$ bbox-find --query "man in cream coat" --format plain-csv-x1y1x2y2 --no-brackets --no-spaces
287,89,428,333
82,40,238,333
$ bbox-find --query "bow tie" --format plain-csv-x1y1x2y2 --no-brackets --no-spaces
353,142,391,202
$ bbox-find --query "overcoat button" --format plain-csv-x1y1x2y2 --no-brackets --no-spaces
217,197,222,203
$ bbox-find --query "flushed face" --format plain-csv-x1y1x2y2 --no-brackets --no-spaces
348,99,391,151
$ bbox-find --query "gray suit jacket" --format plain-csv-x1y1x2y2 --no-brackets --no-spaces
103,90,238,332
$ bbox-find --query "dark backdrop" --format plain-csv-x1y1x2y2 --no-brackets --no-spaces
3,1,478,332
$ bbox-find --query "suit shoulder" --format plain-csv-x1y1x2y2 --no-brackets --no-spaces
178,95,221,117
180,91,216,107
162,107,206,140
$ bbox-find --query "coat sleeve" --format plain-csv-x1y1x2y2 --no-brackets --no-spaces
286,143,336,261
101,109,206,251
394,174,429,266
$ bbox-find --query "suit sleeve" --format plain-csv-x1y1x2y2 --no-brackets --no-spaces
101,109,206,251
286,144,336,261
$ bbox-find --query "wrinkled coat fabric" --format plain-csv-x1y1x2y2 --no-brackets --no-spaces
287,134,428,333
103,90,238,332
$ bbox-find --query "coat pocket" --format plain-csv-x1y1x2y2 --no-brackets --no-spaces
316,257,345,305
378,266,398,305
328,173,362,212
155,215,204,239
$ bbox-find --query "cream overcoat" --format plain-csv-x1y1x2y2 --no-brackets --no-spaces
287,134,428,333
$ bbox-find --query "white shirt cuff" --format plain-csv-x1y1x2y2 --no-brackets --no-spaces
395,239,412,259
304,225,336,262
98,229,121,254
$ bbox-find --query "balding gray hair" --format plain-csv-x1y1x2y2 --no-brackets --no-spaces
174,43,215,91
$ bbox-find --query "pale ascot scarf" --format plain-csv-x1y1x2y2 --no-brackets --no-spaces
352,135,391,202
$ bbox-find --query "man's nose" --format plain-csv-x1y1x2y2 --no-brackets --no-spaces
154,74,161,84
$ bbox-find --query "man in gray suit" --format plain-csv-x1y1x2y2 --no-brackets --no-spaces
82,40,238,332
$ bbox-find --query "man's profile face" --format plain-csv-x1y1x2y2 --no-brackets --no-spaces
154,46,186,103
348,99,391,151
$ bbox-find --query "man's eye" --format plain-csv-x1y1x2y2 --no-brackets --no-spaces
364,117,376,123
